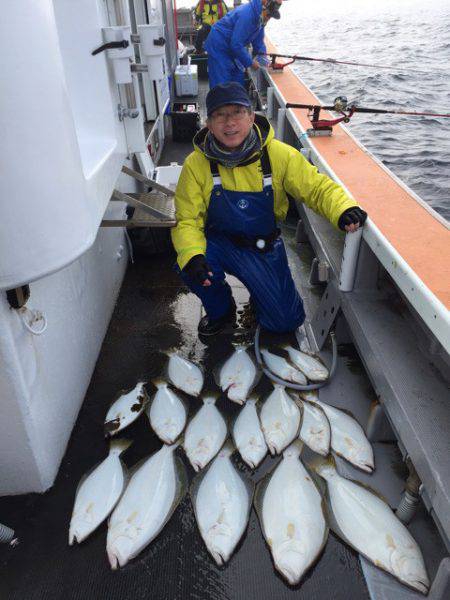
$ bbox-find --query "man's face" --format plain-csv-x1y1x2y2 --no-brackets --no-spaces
207,104,255,150
262,0,283,23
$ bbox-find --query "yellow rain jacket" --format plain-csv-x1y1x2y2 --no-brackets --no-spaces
195,0,228,26
172,115,358,269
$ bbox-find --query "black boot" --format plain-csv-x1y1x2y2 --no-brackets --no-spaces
198,300,236,336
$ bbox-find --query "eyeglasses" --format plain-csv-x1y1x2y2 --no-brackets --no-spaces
210,107,250,124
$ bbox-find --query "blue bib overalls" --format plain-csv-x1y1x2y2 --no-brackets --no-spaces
178,149,305,333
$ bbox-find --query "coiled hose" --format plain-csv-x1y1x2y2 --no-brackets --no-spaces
254,324,338,390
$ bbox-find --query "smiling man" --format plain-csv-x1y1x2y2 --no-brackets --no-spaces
172,83,367,336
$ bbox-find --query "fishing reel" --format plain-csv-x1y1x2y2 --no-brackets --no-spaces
333,96,349,113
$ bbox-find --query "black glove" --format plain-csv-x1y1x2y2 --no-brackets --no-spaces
338,207,368,231
182,254,212,285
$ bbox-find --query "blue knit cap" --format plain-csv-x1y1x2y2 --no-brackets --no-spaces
206,82,252,117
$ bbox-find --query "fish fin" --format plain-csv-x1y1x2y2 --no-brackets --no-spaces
109,438,133,456
343,476,390,506
189,462,208,506
174,455,189,507
332,449,374,474
253,457,282,540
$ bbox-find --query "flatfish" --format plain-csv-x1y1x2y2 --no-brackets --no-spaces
147,380,187,444
69,439,131,545
298,398,331,456
283,345,329,382
104,382,148,436
183,395,227,471
219,346,257,404
260,385,301,455
311,455,429,594
260,348,307,384
255,441,328,585
192,441,253,565
167,352,203,396
232,397,267,469
303,392,374,472
106,442,186,569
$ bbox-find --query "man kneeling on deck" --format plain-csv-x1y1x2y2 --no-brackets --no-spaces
171,83,367,336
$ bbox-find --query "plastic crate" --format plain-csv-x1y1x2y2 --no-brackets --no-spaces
171,102,199,143
190,54,208,79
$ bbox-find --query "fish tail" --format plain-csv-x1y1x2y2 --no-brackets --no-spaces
218,439,234,458
247,394,259,405
203,392,220,405
301,390,319,404
151,378,167,389
109,438,133,455
283,439,304,458
168,435,184,450
307,453,336,476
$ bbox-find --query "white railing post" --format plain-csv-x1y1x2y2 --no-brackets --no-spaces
339,227,364,291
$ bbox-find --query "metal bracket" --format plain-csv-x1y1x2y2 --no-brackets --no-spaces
118,104,139,121
309,280,341,350
121,165,175,197
306,127,332,137
110,189,172,219
309,257,330,285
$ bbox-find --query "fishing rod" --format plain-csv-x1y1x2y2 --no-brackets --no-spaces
283,96,450,135
259,52,431,74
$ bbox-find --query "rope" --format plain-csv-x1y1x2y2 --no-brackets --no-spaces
19,307,48,335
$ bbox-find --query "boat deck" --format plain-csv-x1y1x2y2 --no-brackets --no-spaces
0,243,371,600
0,70,448,600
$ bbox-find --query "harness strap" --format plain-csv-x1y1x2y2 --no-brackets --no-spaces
209,146,273,186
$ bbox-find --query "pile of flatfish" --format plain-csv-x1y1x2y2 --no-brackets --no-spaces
68,345,429,594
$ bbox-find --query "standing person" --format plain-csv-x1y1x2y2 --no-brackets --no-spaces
194,0,229,54
171,83,367,336
204,0,282,88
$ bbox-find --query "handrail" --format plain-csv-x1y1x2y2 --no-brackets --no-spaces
258,68,450,352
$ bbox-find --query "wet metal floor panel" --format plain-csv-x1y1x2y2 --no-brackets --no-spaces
0,252,371,600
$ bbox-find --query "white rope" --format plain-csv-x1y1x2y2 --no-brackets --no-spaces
19,307,48,335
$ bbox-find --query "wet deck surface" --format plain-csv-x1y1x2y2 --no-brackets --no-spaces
0,248,371,600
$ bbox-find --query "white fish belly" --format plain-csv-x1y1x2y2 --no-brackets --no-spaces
286,347,328,382
328,476,429,593
69,455,124,544
262,458,326,585
168,354,203,396
233,402,267,468
184,405,227,470
149,386,186,443
299,402,330,456
261,389,301,455
107,449,176,568
196,457,249,565
220,349,255,403
262,350,306,385
318,402,373,472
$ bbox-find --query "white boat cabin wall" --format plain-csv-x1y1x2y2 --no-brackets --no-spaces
0,0,177,495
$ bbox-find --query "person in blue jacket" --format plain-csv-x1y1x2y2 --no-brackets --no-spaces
204,0,283,88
